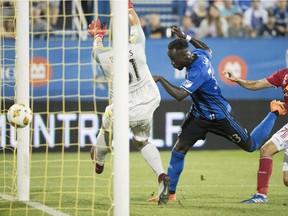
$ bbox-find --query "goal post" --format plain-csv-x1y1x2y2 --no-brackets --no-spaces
15,0,30,202
112,0,129,215
1,0,130,214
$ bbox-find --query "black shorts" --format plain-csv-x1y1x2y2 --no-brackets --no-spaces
178,113,251,150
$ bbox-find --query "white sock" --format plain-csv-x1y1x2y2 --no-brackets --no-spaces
96,132,109,164
140,143,165,176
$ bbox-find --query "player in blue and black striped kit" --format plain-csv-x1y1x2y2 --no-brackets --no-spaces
149,26,287,204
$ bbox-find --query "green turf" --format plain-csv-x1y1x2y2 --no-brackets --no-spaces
0,150,287,216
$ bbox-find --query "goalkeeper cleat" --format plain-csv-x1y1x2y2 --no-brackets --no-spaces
158,175,171,205
95,163,104,174
88,18,107,39
270,100,288,115
147,194,176,202
241,194,267,203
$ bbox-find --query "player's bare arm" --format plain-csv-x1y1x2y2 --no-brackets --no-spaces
153,75,189,101
223,69,273,90
171,27,211,52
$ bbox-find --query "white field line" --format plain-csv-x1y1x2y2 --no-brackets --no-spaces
0,194,69,216
20,184,283,189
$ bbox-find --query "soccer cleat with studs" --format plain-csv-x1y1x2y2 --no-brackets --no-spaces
147,194,176,203
158,175,171,205
241,193,267,203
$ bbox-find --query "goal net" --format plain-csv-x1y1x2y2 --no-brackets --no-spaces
0,1,118,215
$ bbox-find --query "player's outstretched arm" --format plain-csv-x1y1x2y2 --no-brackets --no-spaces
128,0,140,26
153,75,189,101
223,69,273,90
171,27,211,53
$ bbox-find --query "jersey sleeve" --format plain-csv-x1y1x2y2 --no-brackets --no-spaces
180,67,205,93
91,46,112,81
92,45,110,62
129,25,145,47
193,49,212,60
266,69,287,87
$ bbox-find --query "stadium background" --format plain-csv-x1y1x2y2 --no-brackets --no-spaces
2,38,287,151
1,0,288,151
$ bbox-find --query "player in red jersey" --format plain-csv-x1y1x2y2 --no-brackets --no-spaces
224,68,288,203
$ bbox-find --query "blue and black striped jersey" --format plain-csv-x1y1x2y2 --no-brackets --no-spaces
180,49,231,120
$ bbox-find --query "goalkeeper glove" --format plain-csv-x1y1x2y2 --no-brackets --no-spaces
128,0,134,9
88,19,107,40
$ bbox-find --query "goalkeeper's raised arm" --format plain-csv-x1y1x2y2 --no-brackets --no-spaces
128,0,140,27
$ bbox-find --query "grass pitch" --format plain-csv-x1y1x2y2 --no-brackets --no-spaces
0,150,287,216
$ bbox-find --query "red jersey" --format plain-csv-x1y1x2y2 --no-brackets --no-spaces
266,68,288,106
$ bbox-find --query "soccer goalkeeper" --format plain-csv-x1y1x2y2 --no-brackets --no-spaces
88,1,170,205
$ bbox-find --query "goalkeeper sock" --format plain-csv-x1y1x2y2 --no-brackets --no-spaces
250,112,277,151
257,156,273,195
167,150,185,193
140,143,165,176
96,132,109,164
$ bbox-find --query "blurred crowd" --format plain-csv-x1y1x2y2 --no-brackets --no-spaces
1,0,288,39
0,0,93,39
142,0,288,39
0,0,61,39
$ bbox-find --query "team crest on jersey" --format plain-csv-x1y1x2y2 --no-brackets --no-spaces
183,80,193,88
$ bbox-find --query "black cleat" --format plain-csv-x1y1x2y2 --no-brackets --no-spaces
158,175,171,205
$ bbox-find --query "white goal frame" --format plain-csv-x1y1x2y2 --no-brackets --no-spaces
14,0,130,214
112,0,129,215
16,0,30,202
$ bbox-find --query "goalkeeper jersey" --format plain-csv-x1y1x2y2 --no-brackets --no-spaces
93,24,160,110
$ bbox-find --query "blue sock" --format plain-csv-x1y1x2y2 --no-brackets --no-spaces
250,112,277,152
167,149,186,193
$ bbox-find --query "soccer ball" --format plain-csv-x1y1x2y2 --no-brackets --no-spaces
7,103,33,128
